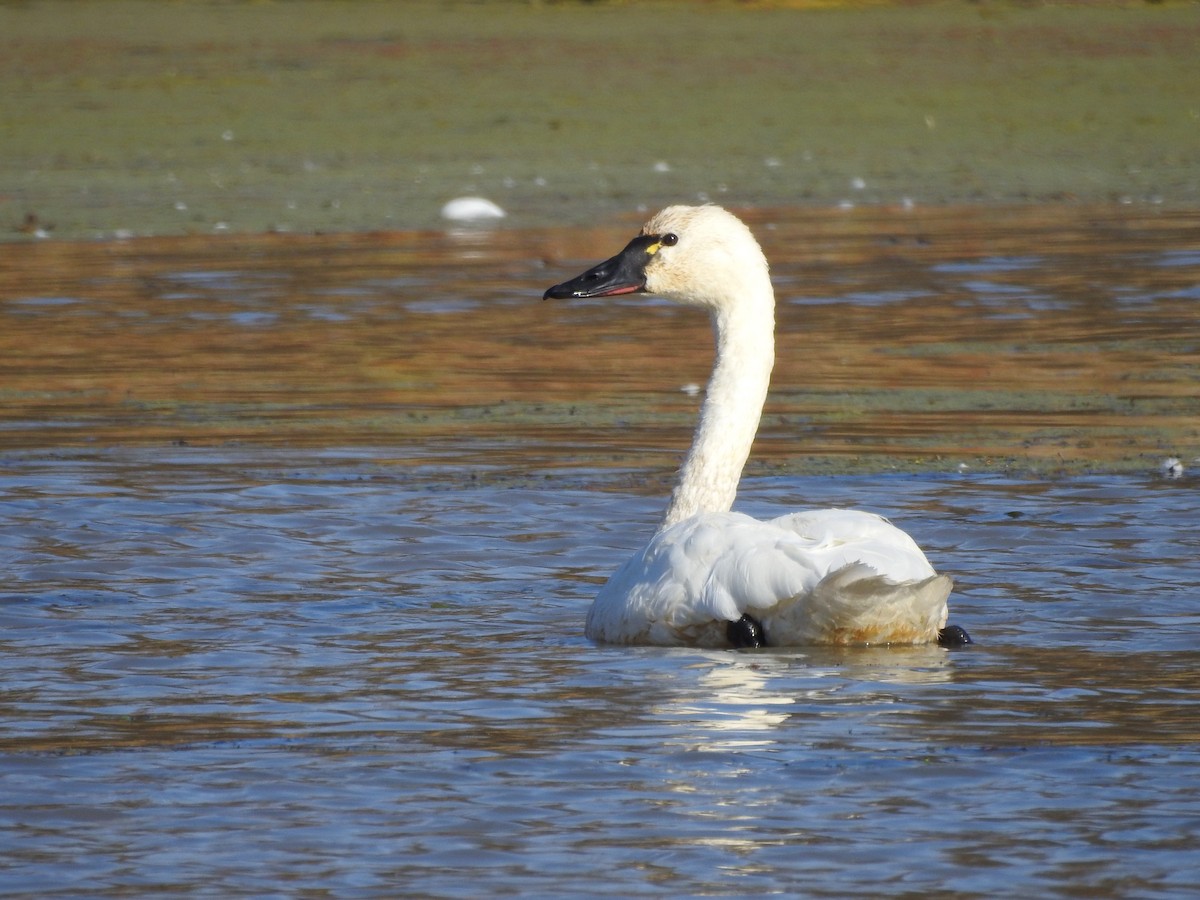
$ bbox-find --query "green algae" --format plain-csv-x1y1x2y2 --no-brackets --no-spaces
2,0,1199,241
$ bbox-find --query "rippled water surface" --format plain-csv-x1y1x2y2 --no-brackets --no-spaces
2,206,1199,897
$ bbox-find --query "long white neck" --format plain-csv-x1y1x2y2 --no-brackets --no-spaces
659,275,775,530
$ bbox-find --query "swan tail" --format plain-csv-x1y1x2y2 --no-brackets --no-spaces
764,563,952,646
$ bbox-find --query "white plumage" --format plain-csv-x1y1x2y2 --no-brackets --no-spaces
544,205,959,648
588,509,950,647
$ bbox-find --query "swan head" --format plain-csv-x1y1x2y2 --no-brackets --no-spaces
543,205,771,312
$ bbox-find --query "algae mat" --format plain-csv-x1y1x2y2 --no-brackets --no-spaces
2,0,1199,240
2,204,1197,475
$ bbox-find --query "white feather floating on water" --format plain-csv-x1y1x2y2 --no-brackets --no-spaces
1161,457,1185,478
440,197,506,222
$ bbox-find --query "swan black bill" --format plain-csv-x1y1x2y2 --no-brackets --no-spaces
543,234,661,300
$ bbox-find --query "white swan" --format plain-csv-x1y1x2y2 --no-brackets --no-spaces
545,205,969,649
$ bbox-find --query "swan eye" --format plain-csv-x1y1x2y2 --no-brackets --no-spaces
661,233,679,247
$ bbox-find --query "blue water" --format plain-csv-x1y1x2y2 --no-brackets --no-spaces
2,207,1199,896
2,447,1198,898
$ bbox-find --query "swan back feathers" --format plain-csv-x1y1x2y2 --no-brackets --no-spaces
586,509,950,648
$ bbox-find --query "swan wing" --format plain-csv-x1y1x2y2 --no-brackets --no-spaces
585,509,950,647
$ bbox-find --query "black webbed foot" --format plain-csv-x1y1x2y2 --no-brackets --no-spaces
937,624,973,647
728,614,768,649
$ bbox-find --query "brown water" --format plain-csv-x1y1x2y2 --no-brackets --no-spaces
2,206,1199,897
2,204,1197,470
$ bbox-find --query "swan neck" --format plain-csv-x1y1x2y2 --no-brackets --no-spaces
660,289,775,530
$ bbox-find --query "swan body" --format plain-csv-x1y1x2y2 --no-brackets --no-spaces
544,205,962,648
588,509,950,648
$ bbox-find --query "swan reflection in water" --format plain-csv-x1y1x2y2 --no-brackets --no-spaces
654,645,958,755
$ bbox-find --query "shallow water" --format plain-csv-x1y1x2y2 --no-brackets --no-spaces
2,206,1200,896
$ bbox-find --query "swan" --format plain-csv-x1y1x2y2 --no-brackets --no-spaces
544,205,970,649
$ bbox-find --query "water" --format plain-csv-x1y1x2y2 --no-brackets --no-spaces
2,206,1199,897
